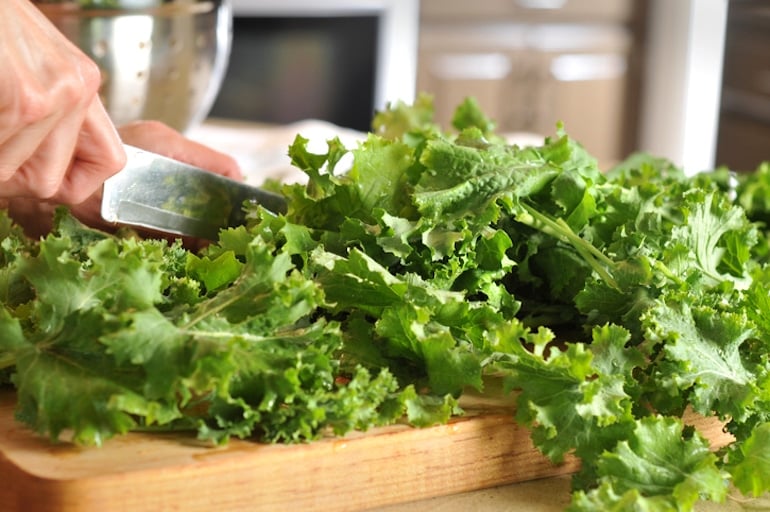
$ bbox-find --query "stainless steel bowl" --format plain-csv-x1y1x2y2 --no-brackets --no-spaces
35,0,232,133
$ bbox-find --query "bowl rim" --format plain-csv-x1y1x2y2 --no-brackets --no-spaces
34,1,217,18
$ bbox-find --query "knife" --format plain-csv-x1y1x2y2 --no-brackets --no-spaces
101,144,288,240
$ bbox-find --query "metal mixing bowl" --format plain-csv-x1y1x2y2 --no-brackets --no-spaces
35,0,232,133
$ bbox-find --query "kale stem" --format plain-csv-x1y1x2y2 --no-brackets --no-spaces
517,202,621,291
0,352,16,371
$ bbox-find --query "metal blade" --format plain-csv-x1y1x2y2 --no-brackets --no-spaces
101,144,287,240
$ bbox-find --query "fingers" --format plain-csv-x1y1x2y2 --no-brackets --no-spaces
0,0,125,204
0,115,68,197
0,99,89,200
6,117,243,240
0,50,88,196
0,95,125,204
118,121,243,181
55,99,126,204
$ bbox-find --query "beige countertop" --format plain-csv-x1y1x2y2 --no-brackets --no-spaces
188,117,367,186
369,475,573,512
366,476,766,512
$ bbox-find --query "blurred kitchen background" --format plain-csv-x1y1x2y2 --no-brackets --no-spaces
207,0,766,175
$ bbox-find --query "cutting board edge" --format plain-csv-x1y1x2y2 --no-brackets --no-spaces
0,391,734,512
0,397,580,512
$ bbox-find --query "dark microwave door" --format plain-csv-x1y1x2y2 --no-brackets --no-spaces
209,15,379,131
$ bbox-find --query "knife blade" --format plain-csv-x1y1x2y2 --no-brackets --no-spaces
101,144,288,240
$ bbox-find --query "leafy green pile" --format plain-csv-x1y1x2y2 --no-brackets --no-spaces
3,95,770,510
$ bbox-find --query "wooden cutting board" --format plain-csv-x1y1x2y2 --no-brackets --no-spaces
0,389,731,512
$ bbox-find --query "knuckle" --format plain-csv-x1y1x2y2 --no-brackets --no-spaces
34,175,61,200
76,57,103,96
53,71,97,108
97,147,128,179
0,164,17,182
13,86,54,126
111,146,128,171
18,62,103,125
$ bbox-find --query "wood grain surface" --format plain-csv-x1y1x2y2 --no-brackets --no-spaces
0,389,732,512
0,390,580,512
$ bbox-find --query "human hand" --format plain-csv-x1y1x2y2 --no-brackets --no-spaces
0,0,125,203
6,120,242,241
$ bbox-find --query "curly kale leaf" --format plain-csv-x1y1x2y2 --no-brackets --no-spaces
493,323,641,466
726,422,770,497
569,416,728,512
643,299,762,422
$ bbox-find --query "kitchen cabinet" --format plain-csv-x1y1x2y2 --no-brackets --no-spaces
416,0,646,167
716,1,770,172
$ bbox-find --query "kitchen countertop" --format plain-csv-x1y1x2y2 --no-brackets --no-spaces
368,475,574,512
187,117,368,185
365,477,768,511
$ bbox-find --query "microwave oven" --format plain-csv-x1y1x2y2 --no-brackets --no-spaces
207,0,419,131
